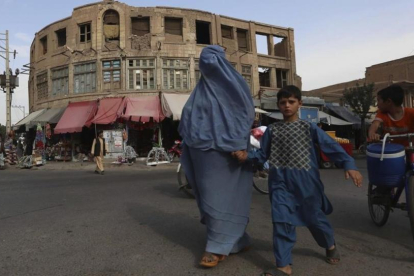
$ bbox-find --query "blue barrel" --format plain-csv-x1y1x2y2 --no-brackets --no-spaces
367,143,406,187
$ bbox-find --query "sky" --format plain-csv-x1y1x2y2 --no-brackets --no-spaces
0,0,414,125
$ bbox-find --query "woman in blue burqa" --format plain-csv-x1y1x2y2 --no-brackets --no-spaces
179,45,255,268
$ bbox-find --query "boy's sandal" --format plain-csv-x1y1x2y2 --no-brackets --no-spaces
326,245,341,265
199,252,226,268
260,268,291,276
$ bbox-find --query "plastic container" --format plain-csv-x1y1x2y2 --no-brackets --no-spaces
367,143,406,187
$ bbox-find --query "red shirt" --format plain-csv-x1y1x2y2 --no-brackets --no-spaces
374,107,414,146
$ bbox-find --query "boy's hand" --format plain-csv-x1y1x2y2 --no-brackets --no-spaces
345,170,363,187
368,132,380,142
231,150,248,163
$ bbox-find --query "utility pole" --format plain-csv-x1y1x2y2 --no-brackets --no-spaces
0,30,18,134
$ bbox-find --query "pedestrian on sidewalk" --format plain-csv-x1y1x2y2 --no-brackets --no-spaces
179,45,255,268
234,85,363,276
91,130,106,175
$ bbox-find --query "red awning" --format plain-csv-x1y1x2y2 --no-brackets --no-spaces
91,97,125,124
54,101,98,134
122,96,165,123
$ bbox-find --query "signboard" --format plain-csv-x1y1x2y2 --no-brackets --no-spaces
103,130,123,158
299,107,319,123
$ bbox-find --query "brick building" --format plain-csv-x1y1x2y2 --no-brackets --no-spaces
305,55,414,108
28,0,301,113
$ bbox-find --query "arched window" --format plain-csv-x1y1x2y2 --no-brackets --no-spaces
103,10,119,42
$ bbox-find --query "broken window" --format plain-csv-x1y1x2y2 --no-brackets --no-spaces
55,28,66,47
259,67,271,87
165,17,183,42
103,10,120,41
74,62,96,94
276,69,288,88
196,21,211,44
128,59,156,90
162,59,189,90
51,67,69,96
237,29,249,51
274,36,288,58
79,23,91,43
40,36,48,55
221,25,233,40
131,17,150,36
256,33,269,55
242,65,252,88
36,72,48,100
102,60,121,90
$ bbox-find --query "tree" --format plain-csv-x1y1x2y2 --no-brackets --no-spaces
342,83,376,143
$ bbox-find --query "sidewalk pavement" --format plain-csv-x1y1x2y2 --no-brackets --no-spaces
3,157,179,172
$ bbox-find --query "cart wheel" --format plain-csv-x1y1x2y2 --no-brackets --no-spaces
368,182,391,227
321,162,333,169
407,175,414,241
253,169,269,194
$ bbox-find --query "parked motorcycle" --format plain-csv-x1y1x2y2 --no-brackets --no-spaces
168,140,182,162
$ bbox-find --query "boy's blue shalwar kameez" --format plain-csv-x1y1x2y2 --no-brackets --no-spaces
248,120,357,266
178,45,255,256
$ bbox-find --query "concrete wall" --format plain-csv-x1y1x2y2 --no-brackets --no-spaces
29,0,300,112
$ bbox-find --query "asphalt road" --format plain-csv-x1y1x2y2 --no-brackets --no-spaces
0,160,413,276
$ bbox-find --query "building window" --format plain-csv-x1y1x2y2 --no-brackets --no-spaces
221,25,233,39
103,10,120,42
237,29,249,51
242,65,252,88
51,67,69,96
36,72,48,100
127,59,156,90
74,62,96,94
55,28,66,47
276,69,288,88
131,17,150,36
163,59,189,90
256,33,269,55
102,60,121,90
274,36,288,58
40,36,47,55
79,23,91,43
259,67,271,87
196,21,211,44
165,17,183,42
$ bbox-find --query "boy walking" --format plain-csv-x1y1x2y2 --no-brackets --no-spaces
233,85,363,276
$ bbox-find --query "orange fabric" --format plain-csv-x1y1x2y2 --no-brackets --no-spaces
374,107,414,146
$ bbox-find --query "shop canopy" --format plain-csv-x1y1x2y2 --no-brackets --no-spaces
319,111,353,125
254,108,270,114
13,109,47,131
33,107,66,125
161,93,190,120
325,103,361,128
91,97,125,124
54,101,98,134
122,96,165,123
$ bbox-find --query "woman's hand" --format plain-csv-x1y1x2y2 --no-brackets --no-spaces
231,150,248,163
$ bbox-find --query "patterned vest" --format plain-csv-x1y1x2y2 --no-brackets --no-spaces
268,120,312,171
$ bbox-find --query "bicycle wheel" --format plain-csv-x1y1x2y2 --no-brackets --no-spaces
253,169,269,194
368,182,391,227
177,164,194,198
358,145,366,154
407,175,414,241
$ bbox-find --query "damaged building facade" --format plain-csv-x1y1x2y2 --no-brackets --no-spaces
305,55,414,108
28,0,301,112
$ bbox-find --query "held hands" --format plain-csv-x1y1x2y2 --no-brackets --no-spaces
231,150,248,163
345,170,363,187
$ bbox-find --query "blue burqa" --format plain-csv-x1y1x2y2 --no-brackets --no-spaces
179,45,255,255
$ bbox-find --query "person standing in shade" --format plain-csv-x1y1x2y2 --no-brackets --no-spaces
179,45,255,268
91,130,106,175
